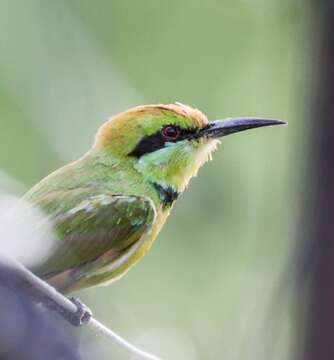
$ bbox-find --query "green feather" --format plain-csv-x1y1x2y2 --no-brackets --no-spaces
29,188,155,292
23,103,218,293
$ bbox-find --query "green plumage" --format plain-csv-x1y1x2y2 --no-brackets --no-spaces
24,154,159,293
23,103,284,293
29,189,155,292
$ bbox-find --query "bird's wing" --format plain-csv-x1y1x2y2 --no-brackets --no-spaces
30,188,156,285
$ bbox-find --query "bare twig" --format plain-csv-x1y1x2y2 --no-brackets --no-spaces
0,256,161,360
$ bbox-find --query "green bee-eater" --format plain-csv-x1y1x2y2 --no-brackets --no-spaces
24,103,285,295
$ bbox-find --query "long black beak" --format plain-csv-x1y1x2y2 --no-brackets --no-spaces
201,117,286,138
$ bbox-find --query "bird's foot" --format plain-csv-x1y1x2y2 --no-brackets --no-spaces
66,297,92,326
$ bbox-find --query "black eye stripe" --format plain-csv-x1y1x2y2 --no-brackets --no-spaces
129,127,198,158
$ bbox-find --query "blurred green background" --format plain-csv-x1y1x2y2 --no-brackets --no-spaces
0,1,311,359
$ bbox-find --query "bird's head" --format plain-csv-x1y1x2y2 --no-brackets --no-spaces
93,103,285,195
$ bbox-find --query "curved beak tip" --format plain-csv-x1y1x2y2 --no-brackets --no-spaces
267,119,288,126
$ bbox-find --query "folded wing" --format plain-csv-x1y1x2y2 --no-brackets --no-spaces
29,188,156,291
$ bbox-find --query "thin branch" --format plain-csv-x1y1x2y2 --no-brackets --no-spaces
0,256,161,360
88,318,160,360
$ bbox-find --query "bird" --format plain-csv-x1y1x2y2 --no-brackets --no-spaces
24,103,285,323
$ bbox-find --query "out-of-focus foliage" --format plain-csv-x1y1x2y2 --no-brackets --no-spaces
0,1,311,359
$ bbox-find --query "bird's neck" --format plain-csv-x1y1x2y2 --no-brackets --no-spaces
130,140,219,196
132,151,191,197
90,138,218,208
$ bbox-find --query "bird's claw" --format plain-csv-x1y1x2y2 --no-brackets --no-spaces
67,297,92,326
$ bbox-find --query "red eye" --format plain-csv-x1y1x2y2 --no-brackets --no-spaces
162,125,180,140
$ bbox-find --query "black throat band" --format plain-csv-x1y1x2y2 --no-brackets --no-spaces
151,182,179,208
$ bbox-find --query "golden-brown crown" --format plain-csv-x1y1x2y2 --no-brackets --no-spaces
93,103,208,155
